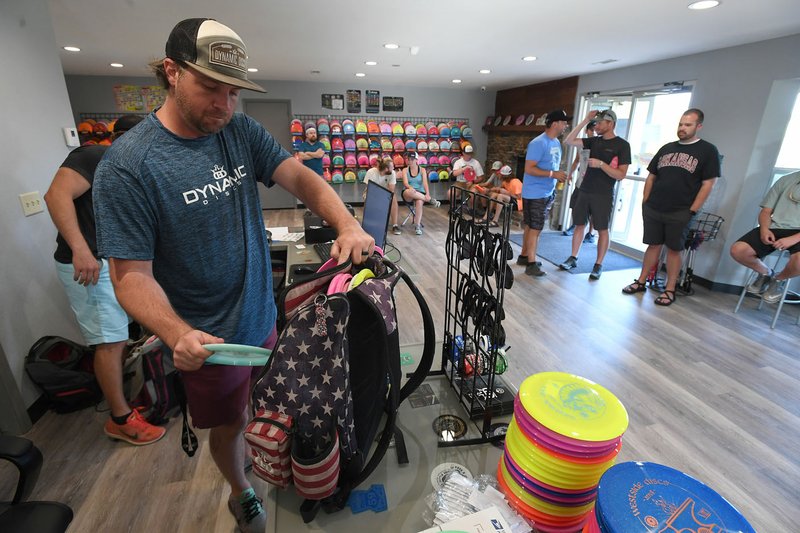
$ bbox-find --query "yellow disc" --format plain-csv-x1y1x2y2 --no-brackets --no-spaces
518,372,628,442
499,459,595,517
505,422,599,490
508,420,616,478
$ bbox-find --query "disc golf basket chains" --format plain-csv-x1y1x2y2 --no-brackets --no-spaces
441,186,513,447
646,212,724,295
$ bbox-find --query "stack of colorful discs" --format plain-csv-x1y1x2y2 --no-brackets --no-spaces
497,372,629,532
594,462,755,532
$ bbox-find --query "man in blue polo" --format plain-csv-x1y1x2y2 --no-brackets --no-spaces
518,110,571,276
297,126,325,176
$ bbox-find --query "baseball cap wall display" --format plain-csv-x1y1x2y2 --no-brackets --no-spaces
165,18,265,92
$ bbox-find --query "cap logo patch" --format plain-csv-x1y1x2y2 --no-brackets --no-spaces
208,41,246,72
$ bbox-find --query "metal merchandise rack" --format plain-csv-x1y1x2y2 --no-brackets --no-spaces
647,212,725,295
439,187,514,447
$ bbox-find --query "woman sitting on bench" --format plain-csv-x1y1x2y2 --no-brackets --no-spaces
401,152,440,235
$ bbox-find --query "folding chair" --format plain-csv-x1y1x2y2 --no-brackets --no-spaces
734,250,800,329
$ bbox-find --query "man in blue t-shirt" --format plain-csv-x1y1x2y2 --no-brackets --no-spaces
518,110,571,277
93,18,373,533
297,126,325,176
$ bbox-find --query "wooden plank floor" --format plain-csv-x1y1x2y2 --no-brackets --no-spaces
9,205,798,532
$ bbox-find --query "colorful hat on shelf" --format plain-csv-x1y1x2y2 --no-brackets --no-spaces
379,122,392,135
429,170,439,182
356,137,369,150
331,138,344,152
355,119,368,135
439,139,451,152
344,169,357,182
391,122,404,135
405,140,417,151
428,140,439,152
367,121,380,135
451,141,462,153
438,170,449,181
317,122,330,135
292,136,303,150
405,124,417,137
392,154,405,167
428,155,439,166
416,124,427,137
439,155,451,167
357,152,370,167
428,125,439,137
344,154,357,167
322,154,331,167
381,137,393,151
332,154,345,167
417,155,428,166
330,121,343,136
461,126,473,139
369,153,380,166
322,169,332,182
368,139,381,151
320,137,331,151
331,170,344,183
357,169,367,181
450,125,461,139
417,140,429,151
290,119,303,135
344,138,356,151
392,138,405,152
342,119,355,135
316,117,329,126
439,124,451,137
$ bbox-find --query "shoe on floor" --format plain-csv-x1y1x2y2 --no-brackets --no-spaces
584,233,595,244
103,408,166,446
429,198,441,208
746,269,774,294
559,256,578,271
525,262,546,277
516,255,529,266
762,278,787,304
228,488,266,533
392,225,402,235
589,263,603,280
415,224,423,235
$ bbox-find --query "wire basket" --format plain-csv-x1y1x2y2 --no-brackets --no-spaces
685,212,724,250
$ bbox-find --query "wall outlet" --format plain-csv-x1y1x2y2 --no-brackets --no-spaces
19,191,44,216
63,126,80,147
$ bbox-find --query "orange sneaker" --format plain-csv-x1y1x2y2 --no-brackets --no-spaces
104,408,166,446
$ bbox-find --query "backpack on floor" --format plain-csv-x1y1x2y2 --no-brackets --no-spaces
248,255,435,523
24,336,101,413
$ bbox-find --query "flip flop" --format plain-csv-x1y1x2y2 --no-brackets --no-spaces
654,290,676,306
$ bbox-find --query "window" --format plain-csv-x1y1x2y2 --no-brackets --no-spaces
772,90,800,185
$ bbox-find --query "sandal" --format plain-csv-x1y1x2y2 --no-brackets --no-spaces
622,279,647,295
654,290,676,306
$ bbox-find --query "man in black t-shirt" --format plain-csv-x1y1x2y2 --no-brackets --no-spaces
560,109,631,280
622,108,720,306
44,115,166,446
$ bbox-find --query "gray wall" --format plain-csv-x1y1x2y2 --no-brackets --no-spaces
1,0,87,408
576,33,800,287
65,76,495,164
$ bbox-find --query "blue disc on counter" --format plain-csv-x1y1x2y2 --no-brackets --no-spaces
595,462,755,533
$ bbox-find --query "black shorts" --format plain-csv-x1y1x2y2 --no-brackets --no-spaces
522,194,555,231
572,191,613,230
642,205,694,251
736,227,800,257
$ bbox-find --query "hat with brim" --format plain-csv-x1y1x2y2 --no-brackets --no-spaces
165,18,266,93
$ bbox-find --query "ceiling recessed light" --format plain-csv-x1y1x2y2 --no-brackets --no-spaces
479,69,491,74
452,79,462,84
383,43,399,50
688,0,720,9
110,63,123,68
522,56,537,62
63,46,80,52
247,68,258,73
310,70,321,74
365,61,377,66
355,72,366,78
392,64,401,68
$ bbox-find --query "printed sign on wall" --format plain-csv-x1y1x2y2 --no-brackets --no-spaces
346,90,361,113
366,90,380,114
382,96,404,112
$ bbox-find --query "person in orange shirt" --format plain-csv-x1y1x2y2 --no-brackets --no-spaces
479,165,522,227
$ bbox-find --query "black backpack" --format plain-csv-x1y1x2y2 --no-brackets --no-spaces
24,336,102,413
250,255,434,523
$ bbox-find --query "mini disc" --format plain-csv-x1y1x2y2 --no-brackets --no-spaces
432,414,467,442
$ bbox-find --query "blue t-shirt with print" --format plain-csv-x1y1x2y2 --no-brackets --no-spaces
93,112,291,346
522,133,561,199
298,141,324,176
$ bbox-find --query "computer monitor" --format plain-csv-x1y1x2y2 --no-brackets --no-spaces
362,180,393,250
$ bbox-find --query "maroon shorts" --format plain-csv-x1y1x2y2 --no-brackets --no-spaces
182,327,277,429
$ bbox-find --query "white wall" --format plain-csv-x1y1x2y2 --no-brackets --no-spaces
577,34,800,287
0,0,86,407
